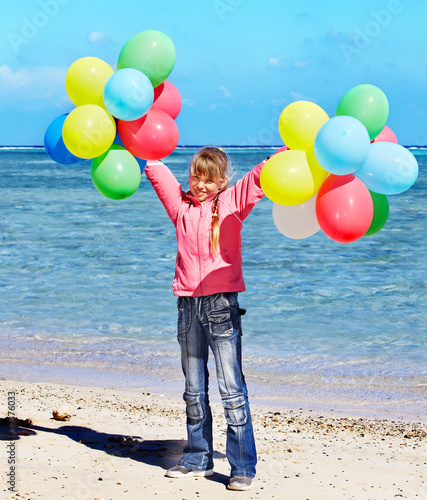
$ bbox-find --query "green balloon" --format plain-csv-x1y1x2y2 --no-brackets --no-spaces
335,84,389,141
117,30,176,89
91,144,141,200
365,190,389,236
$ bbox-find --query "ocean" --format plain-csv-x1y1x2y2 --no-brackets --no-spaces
1,147,426,420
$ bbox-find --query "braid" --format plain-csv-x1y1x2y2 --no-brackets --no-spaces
189,146,230,258
211,192,222,257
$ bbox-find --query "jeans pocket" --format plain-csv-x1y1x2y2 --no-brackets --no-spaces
208,310,233,340
222,394,247,426
183,392,203,422
177,298,191,338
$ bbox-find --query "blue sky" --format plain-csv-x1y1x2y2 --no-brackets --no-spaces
0,0,426,146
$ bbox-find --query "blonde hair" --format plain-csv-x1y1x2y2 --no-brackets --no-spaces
190,147,229,257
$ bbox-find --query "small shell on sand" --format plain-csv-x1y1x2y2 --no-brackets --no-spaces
52,405,72,421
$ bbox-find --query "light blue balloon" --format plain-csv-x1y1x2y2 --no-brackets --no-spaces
103,68,154,121
355,142,419,195
314,115,370,175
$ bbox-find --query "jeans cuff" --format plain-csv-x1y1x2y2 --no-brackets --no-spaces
231,471,256,479
179,459,214,471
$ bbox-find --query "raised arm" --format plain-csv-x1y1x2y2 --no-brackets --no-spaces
144,160,184,226
228,147,288,219
227,160,266,221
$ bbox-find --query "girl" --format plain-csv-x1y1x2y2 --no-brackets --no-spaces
145,146,269,491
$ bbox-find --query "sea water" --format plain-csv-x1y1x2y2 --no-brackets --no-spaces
0,148,426,419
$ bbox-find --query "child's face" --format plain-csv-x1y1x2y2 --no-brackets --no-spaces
189,173,225,203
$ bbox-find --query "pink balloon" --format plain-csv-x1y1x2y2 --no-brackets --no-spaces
371,125,398,144
152,81,182,119
316,174,373,243
118,108,179,160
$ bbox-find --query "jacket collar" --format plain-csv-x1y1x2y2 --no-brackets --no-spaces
185,190,221,206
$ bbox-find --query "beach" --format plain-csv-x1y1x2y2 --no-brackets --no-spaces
0,148,426,498
1,379,426,500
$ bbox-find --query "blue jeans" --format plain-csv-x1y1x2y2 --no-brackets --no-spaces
176,292,257,478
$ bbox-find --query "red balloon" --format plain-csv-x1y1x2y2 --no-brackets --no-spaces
152,81,182,119
316,174,373,243
371,125,398,144
118,108,179,160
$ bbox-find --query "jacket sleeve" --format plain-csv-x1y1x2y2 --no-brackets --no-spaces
227,159,267,221
144,160,183,226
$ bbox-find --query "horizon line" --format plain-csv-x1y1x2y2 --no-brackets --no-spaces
1,144,426,149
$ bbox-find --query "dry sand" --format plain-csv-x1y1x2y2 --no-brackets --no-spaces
1,379,426,500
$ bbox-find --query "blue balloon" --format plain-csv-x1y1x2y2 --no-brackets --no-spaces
135,157,147,174
113,130,125,147
44,114,83,165
103,68,154,121
355,142,419,195
314,115,370,175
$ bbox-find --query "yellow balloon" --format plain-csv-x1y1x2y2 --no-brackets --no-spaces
62,104,116,159
65,57,114,107
306,148,329,192
278,101,329,151
260,150,327,206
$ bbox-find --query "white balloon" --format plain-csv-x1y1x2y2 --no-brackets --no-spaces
272,194,320,239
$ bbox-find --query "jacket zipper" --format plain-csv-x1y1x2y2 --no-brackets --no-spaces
197,203,204,296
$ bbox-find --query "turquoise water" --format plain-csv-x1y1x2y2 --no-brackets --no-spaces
1,148,426,418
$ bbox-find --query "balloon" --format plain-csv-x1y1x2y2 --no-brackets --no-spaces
355,142,419,195
62,104,116,159
117,30,176,89
365,191,389,236
113,130,146,173
271,145,289,156
314,116,370,175
371,125,398,144
272,194,320,239
260,150,328,206
118,107,179,160
306,148,329,187
335,84,389,141
135,157,147,174
44,114,84,164
316,174,374,243
278,101,329,151
103,68,154,121
91,144,141,200
152,80,182,119
65,57,114,107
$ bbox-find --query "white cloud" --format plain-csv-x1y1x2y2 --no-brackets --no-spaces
182,98,195,107
294,60,310,69
271,97,289,107
88,31,110,45
290,91,305,101
0,65,31,90
269,56,309,70
0,65,66,101
269,56,287,69
218,85,232,98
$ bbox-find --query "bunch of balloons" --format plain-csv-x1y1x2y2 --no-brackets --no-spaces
260,84,419,243
44,30,181,200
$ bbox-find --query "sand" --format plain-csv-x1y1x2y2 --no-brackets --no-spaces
1,379,426,500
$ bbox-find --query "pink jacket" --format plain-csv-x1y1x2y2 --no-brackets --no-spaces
145,159,266,296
